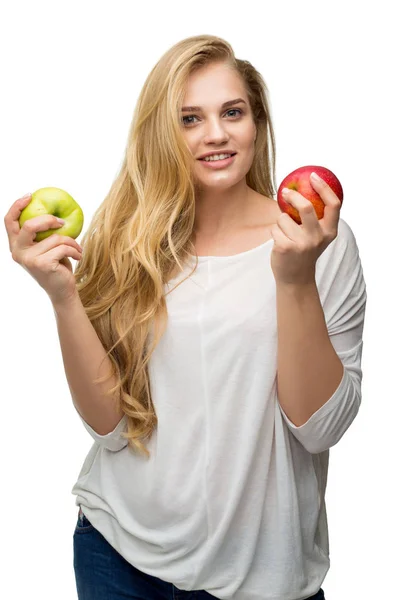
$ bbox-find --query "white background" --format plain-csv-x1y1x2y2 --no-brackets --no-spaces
1,1,398,598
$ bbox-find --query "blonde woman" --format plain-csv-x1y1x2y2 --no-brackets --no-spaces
5,34,366,600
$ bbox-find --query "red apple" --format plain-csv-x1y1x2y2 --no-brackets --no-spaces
277,165,343,224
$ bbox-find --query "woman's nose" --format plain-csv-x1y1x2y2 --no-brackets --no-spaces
203,118,229,144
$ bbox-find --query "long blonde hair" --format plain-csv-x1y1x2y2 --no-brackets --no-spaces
74,34,277,458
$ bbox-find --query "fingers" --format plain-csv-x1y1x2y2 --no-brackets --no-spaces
281,188,319,231
23,243,82,273
309,173,341,234
15,231,83,269
3,193,33,251
17,214,67,248
27,232,82,258
310,172,341,208
276,212,301,244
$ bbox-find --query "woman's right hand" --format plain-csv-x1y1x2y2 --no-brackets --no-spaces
4,193,84,306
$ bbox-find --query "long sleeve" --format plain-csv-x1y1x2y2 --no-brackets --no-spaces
278,218,367,453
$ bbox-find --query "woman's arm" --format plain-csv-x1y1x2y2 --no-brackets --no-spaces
52,292,125,436
276,280,345,427
275,220,367,454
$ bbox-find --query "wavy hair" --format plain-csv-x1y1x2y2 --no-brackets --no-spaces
73,34,277,458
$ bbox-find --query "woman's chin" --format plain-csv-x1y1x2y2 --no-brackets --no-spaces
194,173,243,191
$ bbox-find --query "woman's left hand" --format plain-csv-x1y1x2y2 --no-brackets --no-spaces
270,172,342,285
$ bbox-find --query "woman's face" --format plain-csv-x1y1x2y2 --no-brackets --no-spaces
180,62,257,192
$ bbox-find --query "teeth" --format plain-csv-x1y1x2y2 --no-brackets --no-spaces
203,153,233,162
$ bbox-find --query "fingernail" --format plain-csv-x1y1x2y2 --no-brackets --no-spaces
56,218,65,224
311,172,322,182
22,193,31,199
282,187,290,196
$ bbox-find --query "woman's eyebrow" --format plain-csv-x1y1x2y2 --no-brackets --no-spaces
181,98,246,112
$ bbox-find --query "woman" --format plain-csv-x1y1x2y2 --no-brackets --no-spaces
5,34,366,600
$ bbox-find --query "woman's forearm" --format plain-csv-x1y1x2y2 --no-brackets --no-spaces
52,292,124,435
276,280,344,426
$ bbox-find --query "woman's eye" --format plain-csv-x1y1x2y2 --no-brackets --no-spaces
181,108,242,127
181,115,199,126
225,109,242,118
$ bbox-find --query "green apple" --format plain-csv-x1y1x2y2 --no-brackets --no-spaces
19,187,84,242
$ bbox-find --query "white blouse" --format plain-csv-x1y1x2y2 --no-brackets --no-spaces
71,217,367,600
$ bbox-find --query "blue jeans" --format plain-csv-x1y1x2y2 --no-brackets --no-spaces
73,508,326,600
